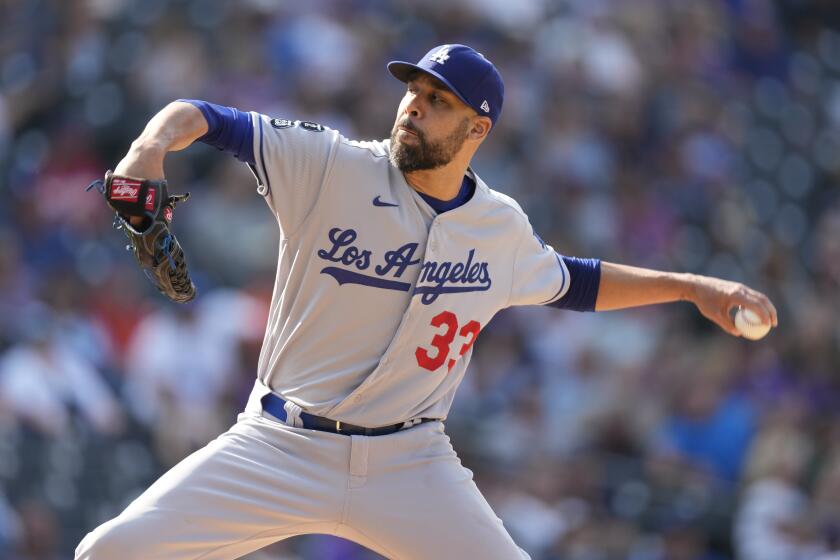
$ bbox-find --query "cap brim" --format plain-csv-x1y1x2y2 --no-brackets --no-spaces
387,61,473,112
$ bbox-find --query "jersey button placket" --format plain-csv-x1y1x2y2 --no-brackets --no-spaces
429,220,440,252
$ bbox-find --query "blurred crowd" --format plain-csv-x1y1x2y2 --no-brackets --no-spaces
1,0,839,558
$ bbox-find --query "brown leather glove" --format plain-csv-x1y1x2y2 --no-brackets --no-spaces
87,170,196,303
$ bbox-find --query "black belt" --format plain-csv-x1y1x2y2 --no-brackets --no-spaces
261,393,436,436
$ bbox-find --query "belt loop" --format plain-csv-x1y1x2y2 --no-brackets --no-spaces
283,400,304,428
349,435,370,488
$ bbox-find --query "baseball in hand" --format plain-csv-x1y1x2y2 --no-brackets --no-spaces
734,307,771,340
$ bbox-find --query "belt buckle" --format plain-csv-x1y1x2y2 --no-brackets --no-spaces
335,421,342,433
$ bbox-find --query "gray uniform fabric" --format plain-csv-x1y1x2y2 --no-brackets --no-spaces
76,116,570,559
76,413,530,559
249,115,569,426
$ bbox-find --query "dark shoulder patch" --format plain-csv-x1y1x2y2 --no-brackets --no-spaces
270,118,295,129
299,121,324,132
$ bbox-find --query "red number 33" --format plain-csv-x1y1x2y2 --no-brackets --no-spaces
415,310,481,373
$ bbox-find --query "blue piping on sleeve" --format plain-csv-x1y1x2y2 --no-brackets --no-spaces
541,252,568,304
256,116,270,196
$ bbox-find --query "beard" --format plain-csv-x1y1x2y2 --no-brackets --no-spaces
389,117,470,172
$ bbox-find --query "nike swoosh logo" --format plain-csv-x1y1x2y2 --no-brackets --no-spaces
373,196,399,207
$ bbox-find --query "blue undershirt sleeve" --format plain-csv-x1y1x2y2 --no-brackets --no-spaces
548,255,601,312
178,99,255,165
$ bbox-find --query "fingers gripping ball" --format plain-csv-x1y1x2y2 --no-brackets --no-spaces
86,171,197,303
734,307,771,340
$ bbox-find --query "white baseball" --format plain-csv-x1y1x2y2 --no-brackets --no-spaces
734,307,771,340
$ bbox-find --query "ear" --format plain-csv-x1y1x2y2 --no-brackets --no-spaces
469,116,492,141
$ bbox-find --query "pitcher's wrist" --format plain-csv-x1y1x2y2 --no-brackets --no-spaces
678,273,699,303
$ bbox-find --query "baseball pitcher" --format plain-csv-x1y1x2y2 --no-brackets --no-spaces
76,44,777,559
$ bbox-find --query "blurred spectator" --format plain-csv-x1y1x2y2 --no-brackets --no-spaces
812,441,840,555
0,304,124,438
735,397,821,559
13,499,61,560
122,288,263,465
0,229,35,350
656,341,757,482
0,491,22,560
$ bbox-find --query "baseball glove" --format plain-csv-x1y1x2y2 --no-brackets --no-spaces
86,170,196,303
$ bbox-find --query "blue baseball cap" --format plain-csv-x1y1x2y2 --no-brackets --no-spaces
388,44,504,126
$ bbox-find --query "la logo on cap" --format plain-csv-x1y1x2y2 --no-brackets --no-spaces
386,43,505,126
429,45,451,64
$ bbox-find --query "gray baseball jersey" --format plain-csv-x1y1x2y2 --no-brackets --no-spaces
76,114,566,560
247,114,570,427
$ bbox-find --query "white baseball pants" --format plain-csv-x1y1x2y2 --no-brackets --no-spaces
75,407,529,559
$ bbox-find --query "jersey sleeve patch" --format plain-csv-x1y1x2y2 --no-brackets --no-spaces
269,118,325,132
271,118,294,129
251,112,339,237
299,121,325,132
